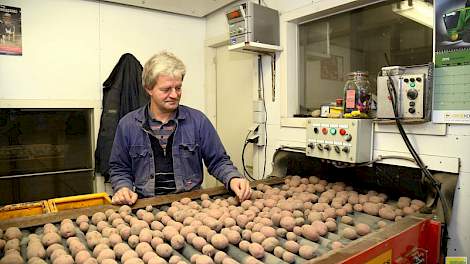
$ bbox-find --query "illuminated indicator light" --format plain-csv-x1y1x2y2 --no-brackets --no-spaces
410,83,416,88
329,128,337,135
322,128,328,135
227,10,241,19
339,129,346,135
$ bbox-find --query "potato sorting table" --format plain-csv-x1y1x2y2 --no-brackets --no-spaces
0,176,442,264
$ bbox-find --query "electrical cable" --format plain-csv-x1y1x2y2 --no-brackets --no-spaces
242,130,255,181
258,55,268,179
383,55,449,254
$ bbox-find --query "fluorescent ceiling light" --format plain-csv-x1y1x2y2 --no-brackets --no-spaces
392,0,433,28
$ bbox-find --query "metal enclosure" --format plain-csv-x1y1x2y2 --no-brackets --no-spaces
306,118,373,163
376,64,433,121
226,1,279,46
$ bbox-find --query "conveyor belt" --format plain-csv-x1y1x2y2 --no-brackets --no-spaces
0,177,440,264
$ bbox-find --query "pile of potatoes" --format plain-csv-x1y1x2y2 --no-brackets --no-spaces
0,175,426,264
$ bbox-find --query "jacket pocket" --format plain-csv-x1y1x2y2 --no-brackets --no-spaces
129,145,150,185
179,143,199,158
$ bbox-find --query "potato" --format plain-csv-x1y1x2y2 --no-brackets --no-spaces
121,250,138,263
238,240,250,252
284,240,300,254
377,221,387,228
353,204,363,212
0,251,24,264
26,241,46,259
235,215,249,228
4,227,22,240
59,223,76,238
362,203,379,216
261,237,279,252
83,258,99,264
299,245,316,259
342,227,358,240
325,221,337,232
200,244,215,257
397,197,411,208
75,250,92,264
162,226,179,241
195,255,214,264
155,243,173,258
46,244,65,257
135,242,153,257
282,251,295,264
248,243,265,259
69,241,87,257
126,235,139,249
341,216,354,225
137,228,152,244
150,221,164,231
93,244,110,258
5,238,20,252
119,226,131,241
331,241,343,249
378,207,396,221
101,260,117,264
355,223,371,236
76,215,89,225
210,234,229,250
140,252,157,264
170,235,185,250
225,230,240,245
273,246,285,258
151,237,164,249
123,258,144,264
28,257,47,264
50,249,67,262
301,225,319,241
192,236,207,251
403,207,415,215
97,248,116,263
92,212,107,225
41,232,61,247
259,226,275,238
213,251,227,264
279,216,295,231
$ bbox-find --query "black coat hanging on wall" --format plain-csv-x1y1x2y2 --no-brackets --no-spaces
95,53,149,180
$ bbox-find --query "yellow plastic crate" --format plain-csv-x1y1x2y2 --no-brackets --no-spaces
0,201,51,220
48,193,112,212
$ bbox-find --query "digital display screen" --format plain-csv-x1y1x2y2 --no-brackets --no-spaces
227,10,241,20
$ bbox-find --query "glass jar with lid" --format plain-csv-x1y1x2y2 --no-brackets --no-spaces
343,71,372,118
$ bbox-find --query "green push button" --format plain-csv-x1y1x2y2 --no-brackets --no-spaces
329,128,337,135
410,82,416,88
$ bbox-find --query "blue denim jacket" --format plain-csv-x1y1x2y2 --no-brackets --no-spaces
109,105,242,197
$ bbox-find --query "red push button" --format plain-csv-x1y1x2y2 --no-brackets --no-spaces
339,129,346,135
322,128,328,135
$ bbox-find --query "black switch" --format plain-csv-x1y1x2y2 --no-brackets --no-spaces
409,101,415,107
408,108,416,114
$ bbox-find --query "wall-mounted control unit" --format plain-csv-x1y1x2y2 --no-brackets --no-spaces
226,1,280,53
376,64,433,121
306,118,373,163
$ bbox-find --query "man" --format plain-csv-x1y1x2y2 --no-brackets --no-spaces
109,51,252,205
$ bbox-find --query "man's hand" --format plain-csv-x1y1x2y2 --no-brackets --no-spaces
112,187,138,205
230,178,252,202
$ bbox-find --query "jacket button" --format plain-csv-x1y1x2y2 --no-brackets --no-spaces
150,174,154,179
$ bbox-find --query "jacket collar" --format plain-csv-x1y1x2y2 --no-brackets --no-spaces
134,104,187,126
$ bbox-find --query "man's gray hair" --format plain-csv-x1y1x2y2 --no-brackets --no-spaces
142,51,186,90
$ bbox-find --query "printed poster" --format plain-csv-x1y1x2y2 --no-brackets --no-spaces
0,5,22,56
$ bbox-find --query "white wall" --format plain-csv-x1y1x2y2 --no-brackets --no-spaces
0,0,206,192
0,0,205,109
206,0,470,256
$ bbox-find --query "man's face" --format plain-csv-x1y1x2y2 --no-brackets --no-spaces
147,74,182,114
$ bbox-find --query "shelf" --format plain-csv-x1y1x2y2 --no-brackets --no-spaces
228,42,282,54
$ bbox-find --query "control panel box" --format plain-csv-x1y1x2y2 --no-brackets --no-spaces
377,64,433,121
226,2,279,47
306,118,373,163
